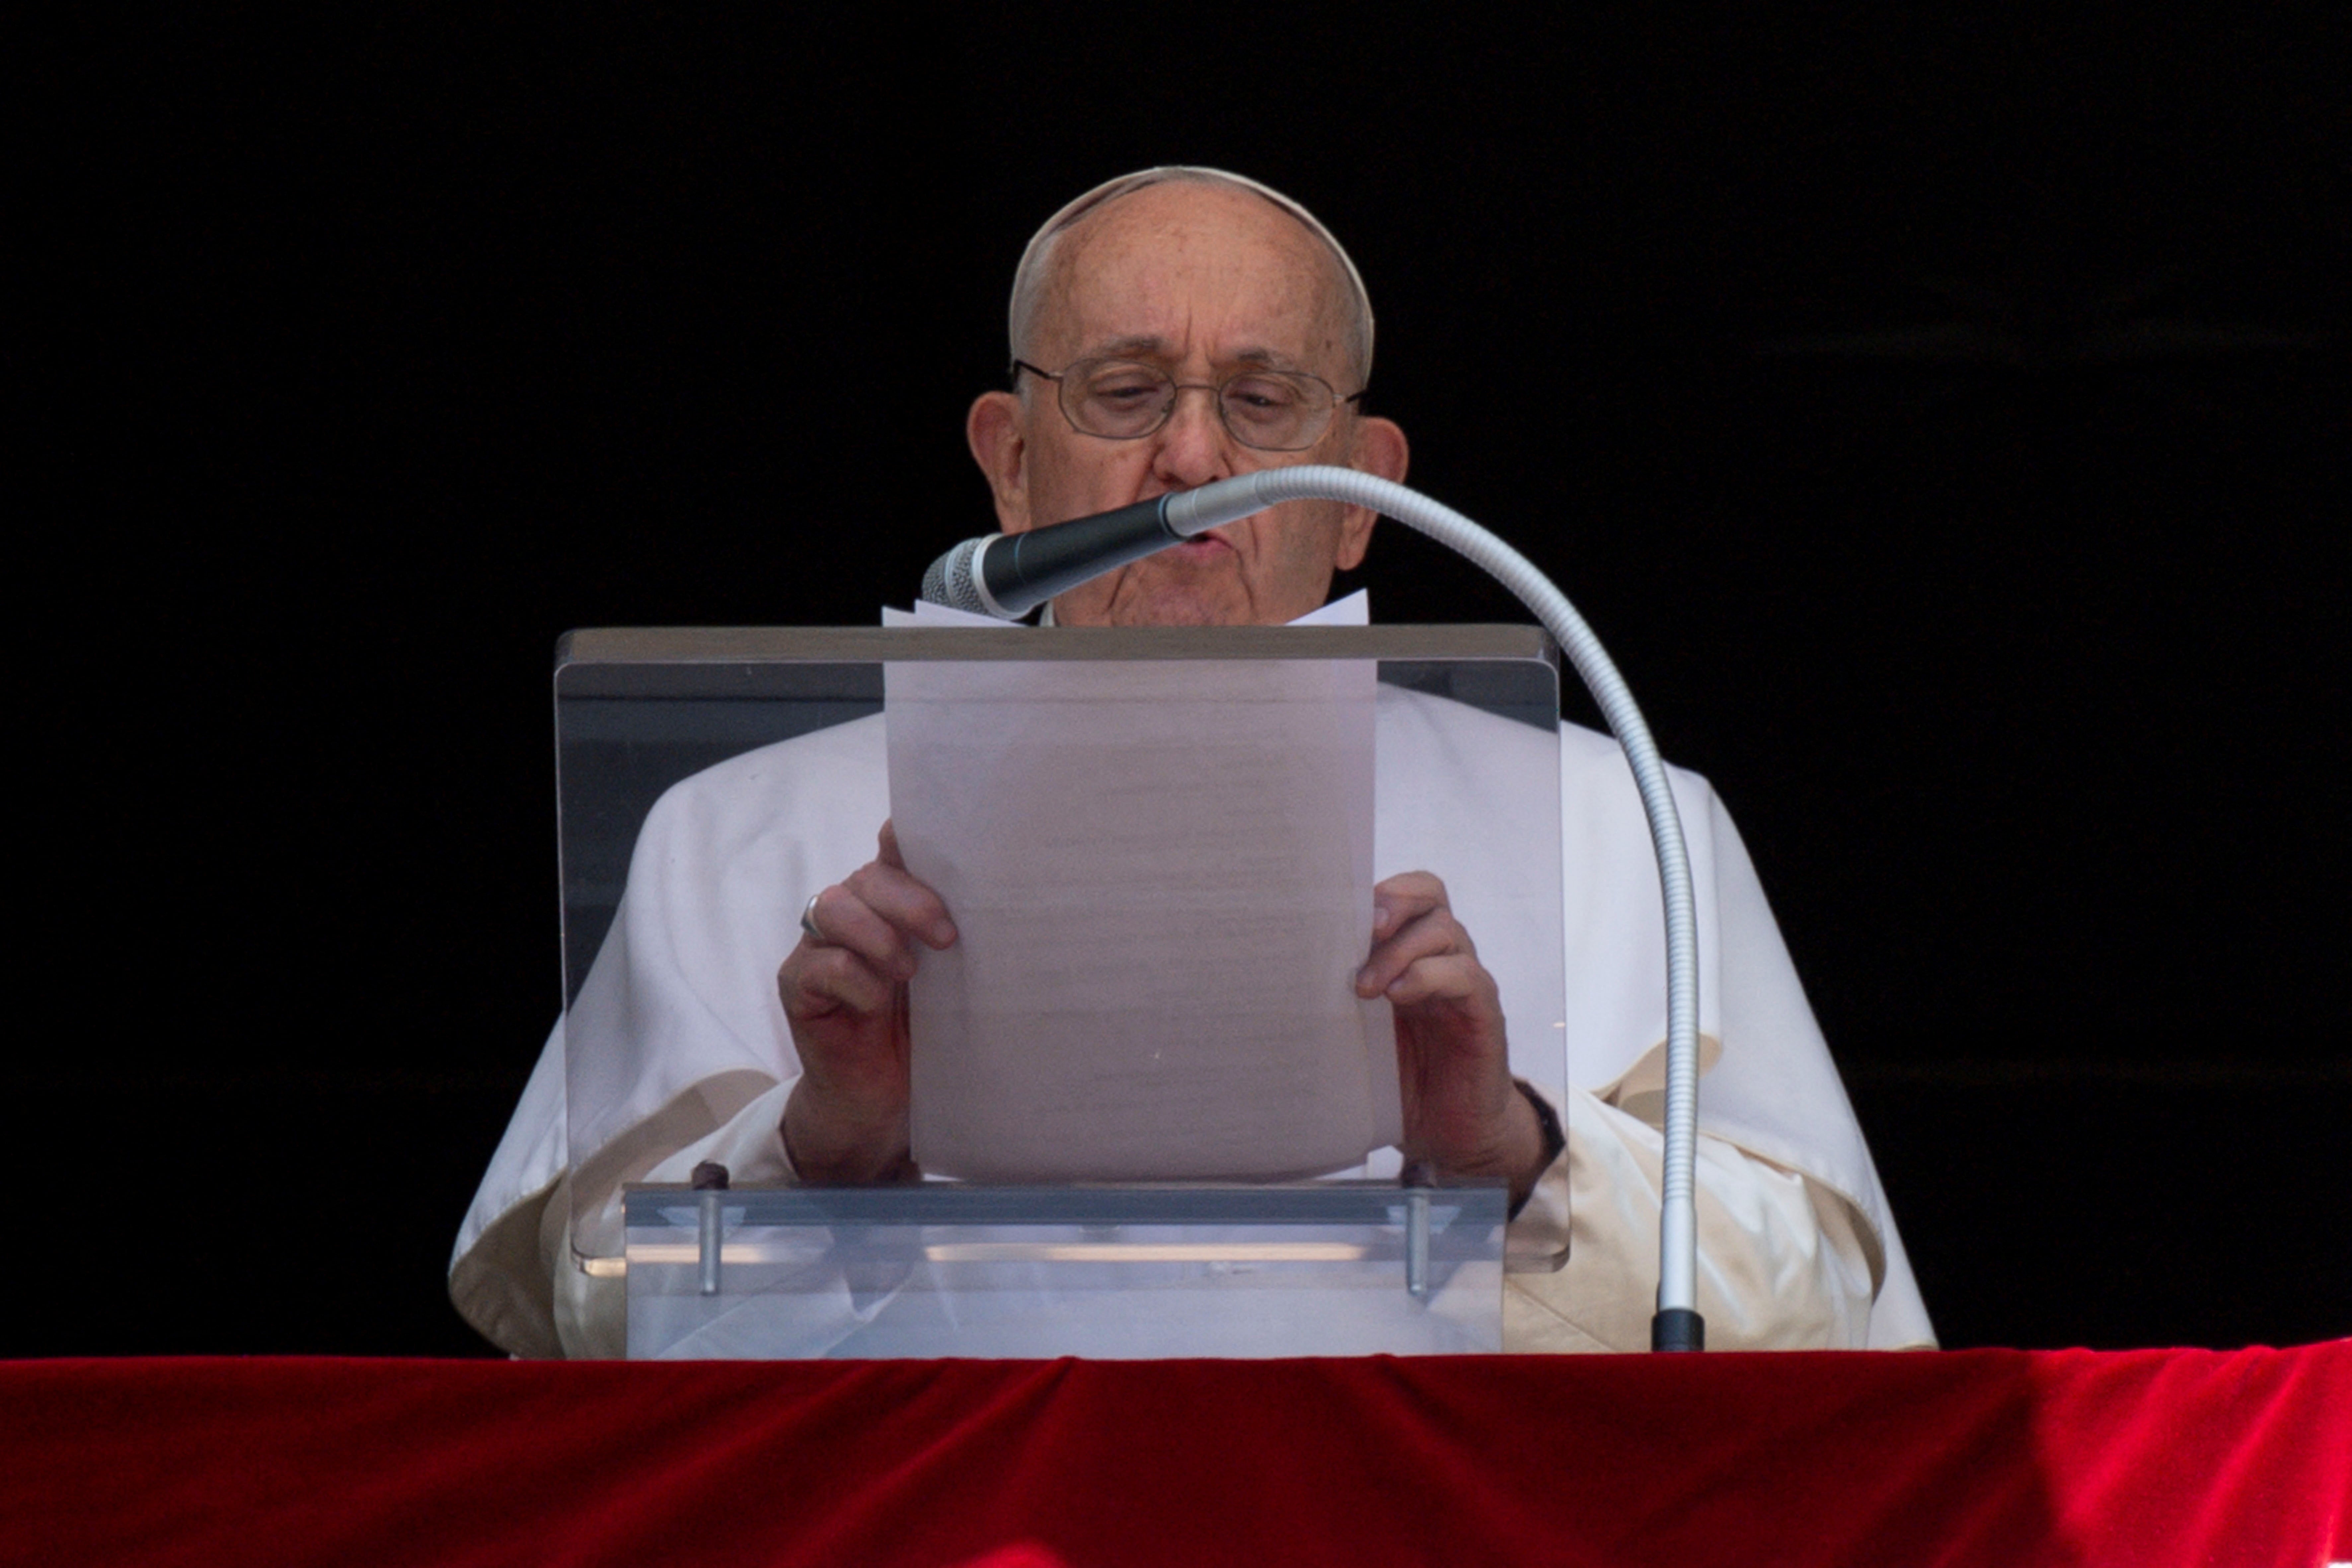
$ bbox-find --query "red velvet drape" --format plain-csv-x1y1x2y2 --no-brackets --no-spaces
6,1345,2346,1567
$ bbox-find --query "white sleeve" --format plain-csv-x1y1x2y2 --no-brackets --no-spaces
1502,1085,1882,1353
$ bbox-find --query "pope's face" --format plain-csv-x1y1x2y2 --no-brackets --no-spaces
968,183,1407,627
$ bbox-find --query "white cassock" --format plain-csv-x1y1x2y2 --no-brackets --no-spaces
452,617,1935,1358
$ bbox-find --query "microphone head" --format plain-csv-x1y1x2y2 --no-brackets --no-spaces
922,534,1025,621
917,536,983,616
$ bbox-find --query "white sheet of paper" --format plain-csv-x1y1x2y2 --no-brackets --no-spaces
881,593,1399,1181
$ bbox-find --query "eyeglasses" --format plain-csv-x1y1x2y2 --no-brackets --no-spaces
1013,357,1366,452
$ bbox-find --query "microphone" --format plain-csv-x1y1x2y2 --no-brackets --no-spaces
921,474,1283,620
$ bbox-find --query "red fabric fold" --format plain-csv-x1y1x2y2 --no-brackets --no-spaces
4,1346,2345,1568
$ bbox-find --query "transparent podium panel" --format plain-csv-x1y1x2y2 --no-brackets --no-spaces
623,1182,1508,1359
556,626,1569,1310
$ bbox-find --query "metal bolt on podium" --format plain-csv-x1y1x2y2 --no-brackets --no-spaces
1406,1189,1432,1299
692,1162,729,1298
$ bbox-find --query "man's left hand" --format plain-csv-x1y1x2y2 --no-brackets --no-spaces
1356,871,1551,1208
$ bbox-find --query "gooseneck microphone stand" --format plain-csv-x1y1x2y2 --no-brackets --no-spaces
925,467,1706,1351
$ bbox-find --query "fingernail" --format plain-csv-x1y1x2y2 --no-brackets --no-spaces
932,921,957,947
1372,906,1394,934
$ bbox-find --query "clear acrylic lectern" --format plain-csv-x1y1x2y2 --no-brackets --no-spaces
554,626,1566,1358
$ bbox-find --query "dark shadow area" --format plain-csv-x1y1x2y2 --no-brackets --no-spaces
12,1078,521,1358
1850,1066,2352,1350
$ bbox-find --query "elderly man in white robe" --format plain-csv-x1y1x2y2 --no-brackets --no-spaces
451,167,1935,1357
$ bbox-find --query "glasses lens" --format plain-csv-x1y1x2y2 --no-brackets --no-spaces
1065,360,1174,438
1219,373,1329,451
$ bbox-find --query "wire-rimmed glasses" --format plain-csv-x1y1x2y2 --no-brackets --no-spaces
1013,357,1366,452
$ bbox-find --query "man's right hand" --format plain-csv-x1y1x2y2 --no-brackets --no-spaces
777,820,957,1184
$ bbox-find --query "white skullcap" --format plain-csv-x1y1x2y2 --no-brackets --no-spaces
1007,167,1376,385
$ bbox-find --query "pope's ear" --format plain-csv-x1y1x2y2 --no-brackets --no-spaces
1335,414,1408,570
1353,414,1408,485
966,391,1033,534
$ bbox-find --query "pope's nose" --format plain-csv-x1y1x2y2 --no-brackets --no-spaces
1151,385,1232,490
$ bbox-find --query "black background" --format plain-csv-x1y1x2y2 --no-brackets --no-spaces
24,10,2344,1357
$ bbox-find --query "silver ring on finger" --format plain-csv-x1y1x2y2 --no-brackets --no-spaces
799,891,827,945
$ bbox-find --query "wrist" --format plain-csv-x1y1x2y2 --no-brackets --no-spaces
1506,1080,1567,1218
782,1083,917,1185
